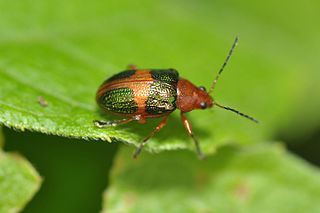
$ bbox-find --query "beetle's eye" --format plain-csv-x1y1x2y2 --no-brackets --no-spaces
200,102,207,109
198,86,206,91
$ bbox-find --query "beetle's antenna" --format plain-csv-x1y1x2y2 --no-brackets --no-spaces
215,102,259,123
209,36,239,94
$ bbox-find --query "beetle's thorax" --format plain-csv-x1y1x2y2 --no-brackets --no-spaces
176,78,213,112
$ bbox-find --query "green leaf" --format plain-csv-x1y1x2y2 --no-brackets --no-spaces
103,144,320,213
0,128,4,149
0,1,319,153
0,150,41,213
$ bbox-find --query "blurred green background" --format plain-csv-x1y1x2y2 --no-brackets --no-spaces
0,0,320,212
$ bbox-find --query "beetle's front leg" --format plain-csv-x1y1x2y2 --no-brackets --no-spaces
180,112,205,159
93,117,134,128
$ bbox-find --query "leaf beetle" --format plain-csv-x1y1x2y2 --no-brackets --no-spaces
94,37,258,159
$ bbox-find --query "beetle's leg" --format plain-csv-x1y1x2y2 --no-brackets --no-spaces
93,117,133,128
133,116,169,159
180,112,205,159
127,64,138,70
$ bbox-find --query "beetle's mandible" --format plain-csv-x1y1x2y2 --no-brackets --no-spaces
94,36,258,159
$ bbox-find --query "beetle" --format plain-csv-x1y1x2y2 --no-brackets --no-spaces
94,37,258,159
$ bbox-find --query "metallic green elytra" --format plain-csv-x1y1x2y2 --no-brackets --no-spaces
146,80,177,114
146,69,179,114
150,69,179,83
100,87,138,114
96,69,179,117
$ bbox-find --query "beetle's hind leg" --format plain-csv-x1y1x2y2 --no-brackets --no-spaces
94,117,134,128
127,64,138,70
133,116,169,159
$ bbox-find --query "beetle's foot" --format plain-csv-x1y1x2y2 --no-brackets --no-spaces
192,137,206,160
197,152,206,160
195,141,206,160
94,117,134,128
93,120,117,128
132,145,144,159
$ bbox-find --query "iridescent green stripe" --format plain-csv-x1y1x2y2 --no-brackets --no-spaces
150,69,179,83
102,87,138,114
146,81,177,114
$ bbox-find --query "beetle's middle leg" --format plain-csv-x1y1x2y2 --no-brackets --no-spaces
94,117,134,128
133,116,169,159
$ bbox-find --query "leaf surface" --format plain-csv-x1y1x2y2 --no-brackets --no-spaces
0,144,41,213
103,144,320,213
0,0,319,153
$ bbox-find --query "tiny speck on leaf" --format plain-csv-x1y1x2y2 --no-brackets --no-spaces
37,96,48,107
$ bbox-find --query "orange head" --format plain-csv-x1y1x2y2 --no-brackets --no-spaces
176,79,213,112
